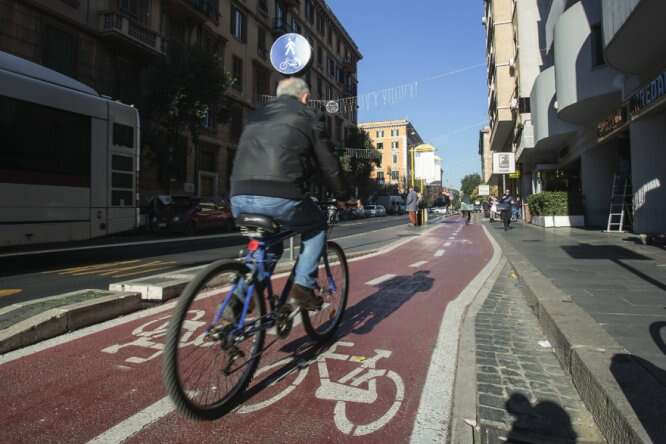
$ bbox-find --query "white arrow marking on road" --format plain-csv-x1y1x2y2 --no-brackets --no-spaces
444,241,452,247
365,274,396,286
434,249,445,257
409,261,428,268
86,396,174,444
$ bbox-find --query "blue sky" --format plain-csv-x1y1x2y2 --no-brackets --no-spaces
327,0,488,189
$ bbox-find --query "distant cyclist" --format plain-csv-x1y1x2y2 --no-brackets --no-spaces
229,78,351,316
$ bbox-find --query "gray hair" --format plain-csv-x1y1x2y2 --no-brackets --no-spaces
276,77,310,99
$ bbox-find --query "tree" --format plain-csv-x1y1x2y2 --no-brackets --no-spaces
142,45,234,192
339,127,382,201
460,173,482,198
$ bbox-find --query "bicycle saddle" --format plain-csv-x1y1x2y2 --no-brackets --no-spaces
236,213,281,235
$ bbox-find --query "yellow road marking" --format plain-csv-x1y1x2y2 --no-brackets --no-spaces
43,260,141,275
97,260,177,277
0,289,22,298
112,264,178,278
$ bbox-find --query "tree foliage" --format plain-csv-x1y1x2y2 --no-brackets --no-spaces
460,173,482,198
340,127,382,200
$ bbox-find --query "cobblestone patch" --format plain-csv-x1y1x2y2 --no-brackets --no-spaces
475,264,604,443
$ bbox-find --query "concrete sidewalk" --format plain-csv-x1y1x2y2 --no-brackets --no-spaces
485,220,666,443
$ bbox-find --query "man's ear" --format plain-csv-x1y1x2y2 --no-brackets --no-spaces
300,92,310,105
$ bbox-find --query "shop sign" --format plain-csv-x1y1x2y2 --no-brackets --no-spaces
478,184,490,196
509,171,521,179
629,71,666,118
597,106,628,142
492,152,515,174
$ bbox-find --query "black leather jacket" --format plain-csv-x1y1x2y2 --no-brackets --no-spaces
230,95,349,201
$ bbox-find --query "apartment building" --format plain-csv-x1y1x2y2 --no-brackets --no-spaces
0,0,361,201
489,0,666,234
482,0,516,191
358,120,424,193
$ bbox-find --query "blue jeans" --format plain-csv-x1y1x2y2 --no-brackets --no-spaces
231,195,326,289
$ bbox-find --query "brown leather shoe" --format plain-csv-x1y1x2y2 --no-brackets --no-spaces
289,284,323,311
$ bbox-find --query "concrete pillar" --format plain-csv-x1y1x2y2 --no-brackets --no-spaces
581,142,619,228
630,111,666,234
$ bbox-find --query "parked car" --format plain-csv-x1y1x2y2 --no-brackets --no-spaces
375,205,387,216
351,207,366,219
145,195,234,235
364,205,381,217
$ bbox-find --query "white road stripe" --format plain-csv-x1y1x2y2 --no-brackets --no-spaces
448,236,456,240
86,396,174,444
365,274,396,286
434,249,445,257
410,225,501,443
444,241,452,247
409,261,428,268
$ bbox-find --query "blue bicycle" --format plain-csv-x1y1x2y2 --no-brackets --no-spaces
163,203,349,420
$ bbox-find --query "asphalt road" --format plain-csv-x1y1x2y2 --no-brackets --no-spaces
0,218,494,443
0,216,413,307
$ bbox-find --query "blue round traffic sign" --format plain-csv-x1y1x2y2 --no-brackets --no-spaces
270,33,312,75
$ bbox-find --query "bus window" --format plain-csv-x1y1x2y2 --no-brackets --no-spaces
113,123,134,148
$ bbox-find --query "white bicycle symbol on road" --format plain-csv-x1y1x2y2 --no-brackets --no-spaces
237,341,405,437
102,313,405,436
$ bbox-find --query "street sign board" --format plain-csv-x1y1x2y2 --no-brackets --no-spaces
492,152,516,174
478,184,490,196
270,33,312,75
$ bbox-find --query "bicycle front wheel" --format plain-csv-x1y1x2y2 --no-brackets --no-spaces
302,241,349,342
163,261,266,420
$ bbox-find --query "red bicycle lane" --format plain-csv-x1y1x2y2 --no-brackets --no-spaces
0,220,492,444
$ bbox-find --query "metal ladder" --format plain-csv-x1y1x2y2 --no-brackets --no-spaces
606,174,632,232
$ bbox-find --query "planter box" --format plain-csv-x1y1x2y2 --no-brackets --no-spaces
531,215,585,228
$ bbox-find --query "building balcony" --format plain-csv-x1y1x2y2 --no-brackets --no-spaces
531,66,577,151
272,18,294,36
164,0,219,24
554,0,621,125
342,55,355,71
98,12,166,56
282,0,300,9
602,0,666,75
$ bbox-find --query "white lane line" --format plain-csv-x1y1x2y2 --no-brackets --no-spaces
448,236,456,240
87,396,174,444
410,224,501,443
444,241,452,247
365,274,396,286
434,249,445,257
409,261,428,268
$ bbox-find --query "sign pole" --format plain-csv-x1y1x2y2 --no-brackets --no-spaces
502,174,506,194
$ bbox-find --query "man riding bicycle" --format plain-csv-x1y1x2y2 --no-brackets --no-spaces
229,77,351,315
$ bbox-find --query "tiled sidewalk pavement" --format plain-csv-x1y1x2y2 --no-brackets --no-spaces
475,264,604,443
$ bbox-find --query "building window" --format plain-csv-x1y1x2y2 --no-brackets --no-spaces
376,171,384,181
391,171,399,181
258,0,268,14
317,46,323,67
231,6,247,42
317,75,323,97
317,11,325,35
376,142,384,150
591,24,605,67
328,56,336,77
305,0,315,24
232,55,243,91
391,141,399,149
119,0,150,25
42,24,78,79
291,16,302,34
327,21,333,45
257,27,267,59
391,129,399,137
275,1,285,27
393,154,398,164
376,130,384,138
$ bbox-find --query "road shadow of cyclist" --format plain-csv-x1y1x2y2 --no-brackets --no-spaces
239,271,434,407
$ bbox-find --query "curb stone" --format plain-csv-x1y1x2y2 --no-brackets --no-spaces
486,226,665,444
0,290,141,354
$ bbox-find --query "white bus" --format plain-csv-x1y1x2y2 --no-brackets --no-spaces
0,50,140,247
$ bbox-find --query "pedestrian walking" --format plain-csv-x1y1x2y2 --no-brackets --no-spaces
461,193,472,224
406,187,418,226
498,189,514,231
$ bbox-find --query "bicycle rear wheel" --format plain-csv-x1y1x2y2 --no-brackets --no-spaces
163,261,266,420
302,241,349,342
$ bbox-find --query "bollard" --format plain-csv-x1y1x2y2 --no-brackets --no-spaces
289,236,294,261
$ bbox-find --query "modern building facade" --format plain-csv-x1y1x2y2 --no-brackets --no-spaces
358,120,424,193
0,0,361,202
485,0,666,234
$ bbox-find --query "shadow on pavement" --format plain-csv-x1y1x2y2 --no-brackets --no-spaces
504,393,577,443
561,244,666,292
610,353,666,441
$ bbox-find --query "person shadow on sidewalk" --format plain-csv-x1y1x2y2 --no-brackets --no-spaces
609,321,666,442
504,393,577,443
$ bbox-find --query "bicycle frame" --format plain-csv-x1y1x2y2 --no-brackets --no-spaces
209,226,338,340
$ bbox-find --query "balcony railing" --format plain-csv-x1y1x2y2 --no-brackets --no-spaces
99,12,166,56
